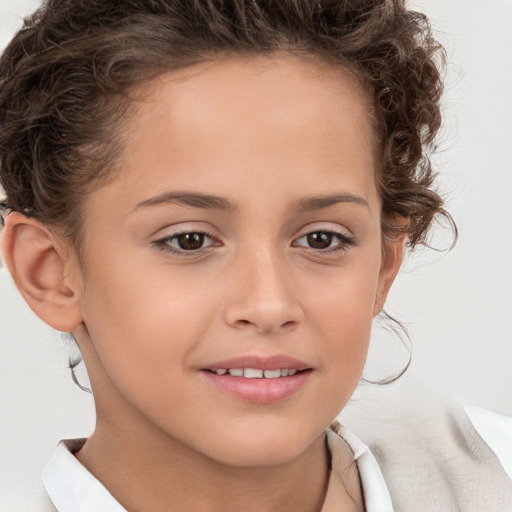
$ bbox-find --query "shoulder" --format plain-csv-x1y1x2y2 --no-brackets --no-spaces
1,484,57,512
464,405,512,479
338,380,512,511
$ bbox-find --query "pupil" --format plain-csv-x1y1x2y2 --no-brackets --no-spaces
177,233,204,250
307,232,332,249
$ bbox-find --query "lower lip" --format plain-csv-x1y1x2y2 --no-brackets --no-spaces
200,370,312,404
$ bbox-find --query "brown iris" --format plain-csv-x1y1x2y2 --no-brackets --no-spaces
176,233,205,250
306,232,333,249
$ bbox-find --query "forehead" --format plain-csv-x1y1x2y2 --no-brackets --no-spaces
84,54,379,226
132,53,374,145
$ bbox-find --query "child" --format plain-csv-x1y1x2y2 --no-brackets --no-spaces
0,0,510,511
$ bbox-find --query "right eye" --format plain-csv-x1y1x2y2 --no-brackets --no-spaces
153,230,219,255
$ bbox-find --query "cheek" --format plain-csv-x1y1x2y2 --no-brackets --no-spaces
307,255,380,377
79,252,215,400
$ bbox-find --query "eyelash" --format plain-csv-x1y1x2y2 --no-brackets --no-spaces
152,229,220,257
293,231,356,255
152,229,356,257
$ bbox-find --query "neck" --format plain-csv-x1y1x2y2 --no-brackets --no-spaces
76,415,331,512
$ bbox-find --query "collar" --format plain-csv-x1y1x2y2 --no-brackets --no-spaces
42,438,127,512
323,421,394,511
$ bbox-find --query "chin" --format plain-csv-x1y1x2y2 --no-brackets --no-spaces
201,425,320,468
214,447,302,468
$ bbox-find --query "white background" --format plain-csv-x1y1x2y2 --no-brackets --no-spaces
1,0,511,503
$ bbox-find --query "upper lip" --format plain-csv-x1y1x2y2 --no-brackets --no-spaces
201,354,313,371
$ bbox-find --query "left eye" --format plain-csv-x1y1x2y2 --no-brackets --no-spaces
294,231,353,251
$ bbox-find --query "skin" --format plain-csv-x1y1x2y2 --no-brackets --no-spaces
2,54,405,512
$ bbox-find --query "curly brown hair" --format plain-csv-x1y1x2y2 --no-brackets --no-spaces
0,0,453,254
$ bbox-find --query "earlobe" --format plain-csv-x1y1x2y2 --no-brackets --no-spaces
372,233,407,318
1,212,83,332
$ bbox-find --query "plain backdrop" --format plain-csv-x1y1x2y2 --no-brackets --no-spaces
1,0,511,504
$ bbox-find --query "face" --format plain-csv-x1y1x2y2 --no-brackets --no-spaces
73,55,400,467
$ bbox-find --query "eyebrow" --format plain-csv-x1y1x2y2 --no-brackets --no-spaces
134,191,239,212
294,193,369,212
133,191,369,212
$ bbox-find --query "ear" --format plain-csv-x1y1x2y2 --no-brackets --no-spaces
372,231,407,318
1,212,83,332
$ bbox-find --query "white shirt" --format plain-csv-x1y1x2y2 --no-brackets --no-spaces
41,406,512,512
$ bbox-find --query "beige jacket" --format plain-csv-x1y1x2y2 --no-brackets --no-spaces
336,384,512,511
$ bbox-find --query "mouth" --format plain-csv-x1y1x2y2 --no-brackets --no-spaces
199,355,313,404
203,367,308,378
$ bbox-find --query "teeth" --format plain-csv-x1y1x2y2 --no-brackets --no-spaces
244,368,263,378
214,368,302,378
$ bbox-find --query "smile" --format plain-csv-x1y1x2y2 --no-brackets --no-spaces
206,368,301,378
201,368,312,404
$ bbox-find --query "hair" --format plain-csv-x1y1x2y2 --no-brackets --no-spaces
0,0,455,385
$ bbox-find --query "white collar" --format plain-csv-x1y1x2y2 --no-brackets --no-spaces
42,438,127,512
326,422,394,511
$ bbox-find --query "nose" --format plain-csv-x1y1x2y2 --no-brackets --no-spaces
223,245,304,335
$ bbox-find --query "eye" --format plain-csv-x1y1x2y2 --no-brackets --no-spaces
153,230,218,254
293,230,355,254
